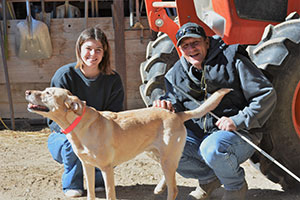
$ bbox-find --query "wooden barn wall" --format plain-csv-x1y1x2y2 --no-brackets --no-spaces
0,17,152,119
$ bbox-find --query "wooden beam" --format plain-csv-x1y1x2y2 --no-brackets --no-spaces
112,0,127,109
0,0,15,130
7,0,89,2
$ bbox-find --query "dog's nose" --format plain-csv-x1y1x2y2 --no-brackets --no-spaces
25,90,31,96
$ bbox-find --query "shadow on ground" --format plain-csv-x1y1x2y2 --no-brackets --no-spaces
78,184,300,200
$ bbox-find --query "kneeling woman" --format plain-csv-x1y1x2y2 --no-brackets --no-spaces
47,26,124,197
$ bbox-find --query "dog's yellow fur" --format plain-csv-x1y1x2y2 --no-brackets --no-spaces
25,87,230,200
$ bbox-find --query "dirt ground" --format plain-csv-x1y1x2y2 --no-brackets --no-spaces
1,128,299,200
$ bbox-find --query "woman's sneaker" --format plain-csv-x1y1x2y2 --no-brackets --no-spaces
95,186,105,192
64,189,83,197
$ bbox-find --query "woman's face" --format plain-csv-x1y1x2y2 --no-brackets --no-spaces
80,39,104,69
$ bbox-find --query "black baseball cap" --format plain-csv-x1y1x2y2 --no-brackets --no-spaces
176,22,207,47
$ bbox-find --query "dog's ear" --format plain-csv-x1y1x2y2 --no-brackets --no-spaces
64,95,86,116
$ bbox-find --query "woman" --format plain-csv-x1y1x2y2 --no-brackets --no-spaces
47,26,124,197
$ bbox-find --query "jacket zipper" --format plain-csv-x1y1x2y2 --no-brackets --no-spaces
201,65,208,133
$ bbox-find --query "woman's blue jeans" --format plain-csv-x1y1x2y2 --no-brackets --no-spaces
177,130,255,190
47,132,104,191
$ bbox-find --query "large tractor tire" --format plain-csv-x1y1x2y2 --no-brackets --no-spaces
247,13,300,190
139,13,300,189
139,33,179,106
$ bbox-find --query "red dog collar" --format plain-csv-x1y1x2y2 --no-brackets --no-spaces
61,106,86,134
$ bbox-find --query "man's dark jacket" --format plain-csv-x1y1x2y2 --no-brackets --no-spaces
161,36,277,142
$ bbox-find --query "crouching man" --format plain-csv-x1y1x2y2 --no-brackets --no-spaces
153,22,276,200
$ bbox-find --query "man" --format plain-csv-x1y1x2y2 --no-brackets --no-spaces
153,22,276,200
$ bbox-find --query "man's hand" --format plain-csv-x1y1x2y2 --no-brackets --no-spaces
215,116,237,131
152,100,174,112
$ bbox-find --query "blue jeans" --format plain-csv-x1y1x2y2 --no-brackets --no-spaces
47,132,104,191
177,130,255,190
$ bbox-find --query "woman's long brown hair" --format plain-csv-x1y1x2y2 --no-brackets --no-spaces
75,26,113,75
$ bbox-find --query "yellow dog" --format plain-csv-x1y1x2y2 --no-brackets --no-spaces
25,87,230,200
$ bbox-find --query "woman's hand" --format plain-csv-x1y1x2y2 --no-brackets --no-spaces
215,116,237,131
152,100,174,112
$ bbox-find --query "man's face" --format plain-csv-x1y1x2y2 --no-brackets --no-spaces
179,37,209,69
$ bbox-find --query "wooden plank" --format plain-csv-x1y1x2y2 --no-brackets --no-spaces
0,82,49,119
7,0,93,2
1,18,150,84
0,17,152,119
0,102,43,119
112,0,127,109
0,83,49,103
0,9,15,129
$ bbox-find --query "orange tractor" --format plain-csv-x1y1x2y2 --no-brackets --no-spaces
140,0,300,190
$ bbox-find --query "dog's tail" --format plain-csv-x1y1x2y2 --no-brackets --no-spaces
178,88,232,122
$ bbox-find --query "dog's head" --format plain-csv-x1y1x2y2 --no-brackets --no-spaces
25,87,85,119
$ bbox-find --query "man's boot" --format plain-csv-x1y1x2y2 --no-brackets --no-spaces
188,178,221,200
222,181,248,200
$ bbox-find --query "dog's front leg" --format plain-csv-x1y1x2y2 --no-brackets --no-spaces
82,162,95,200
101,166,116,200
